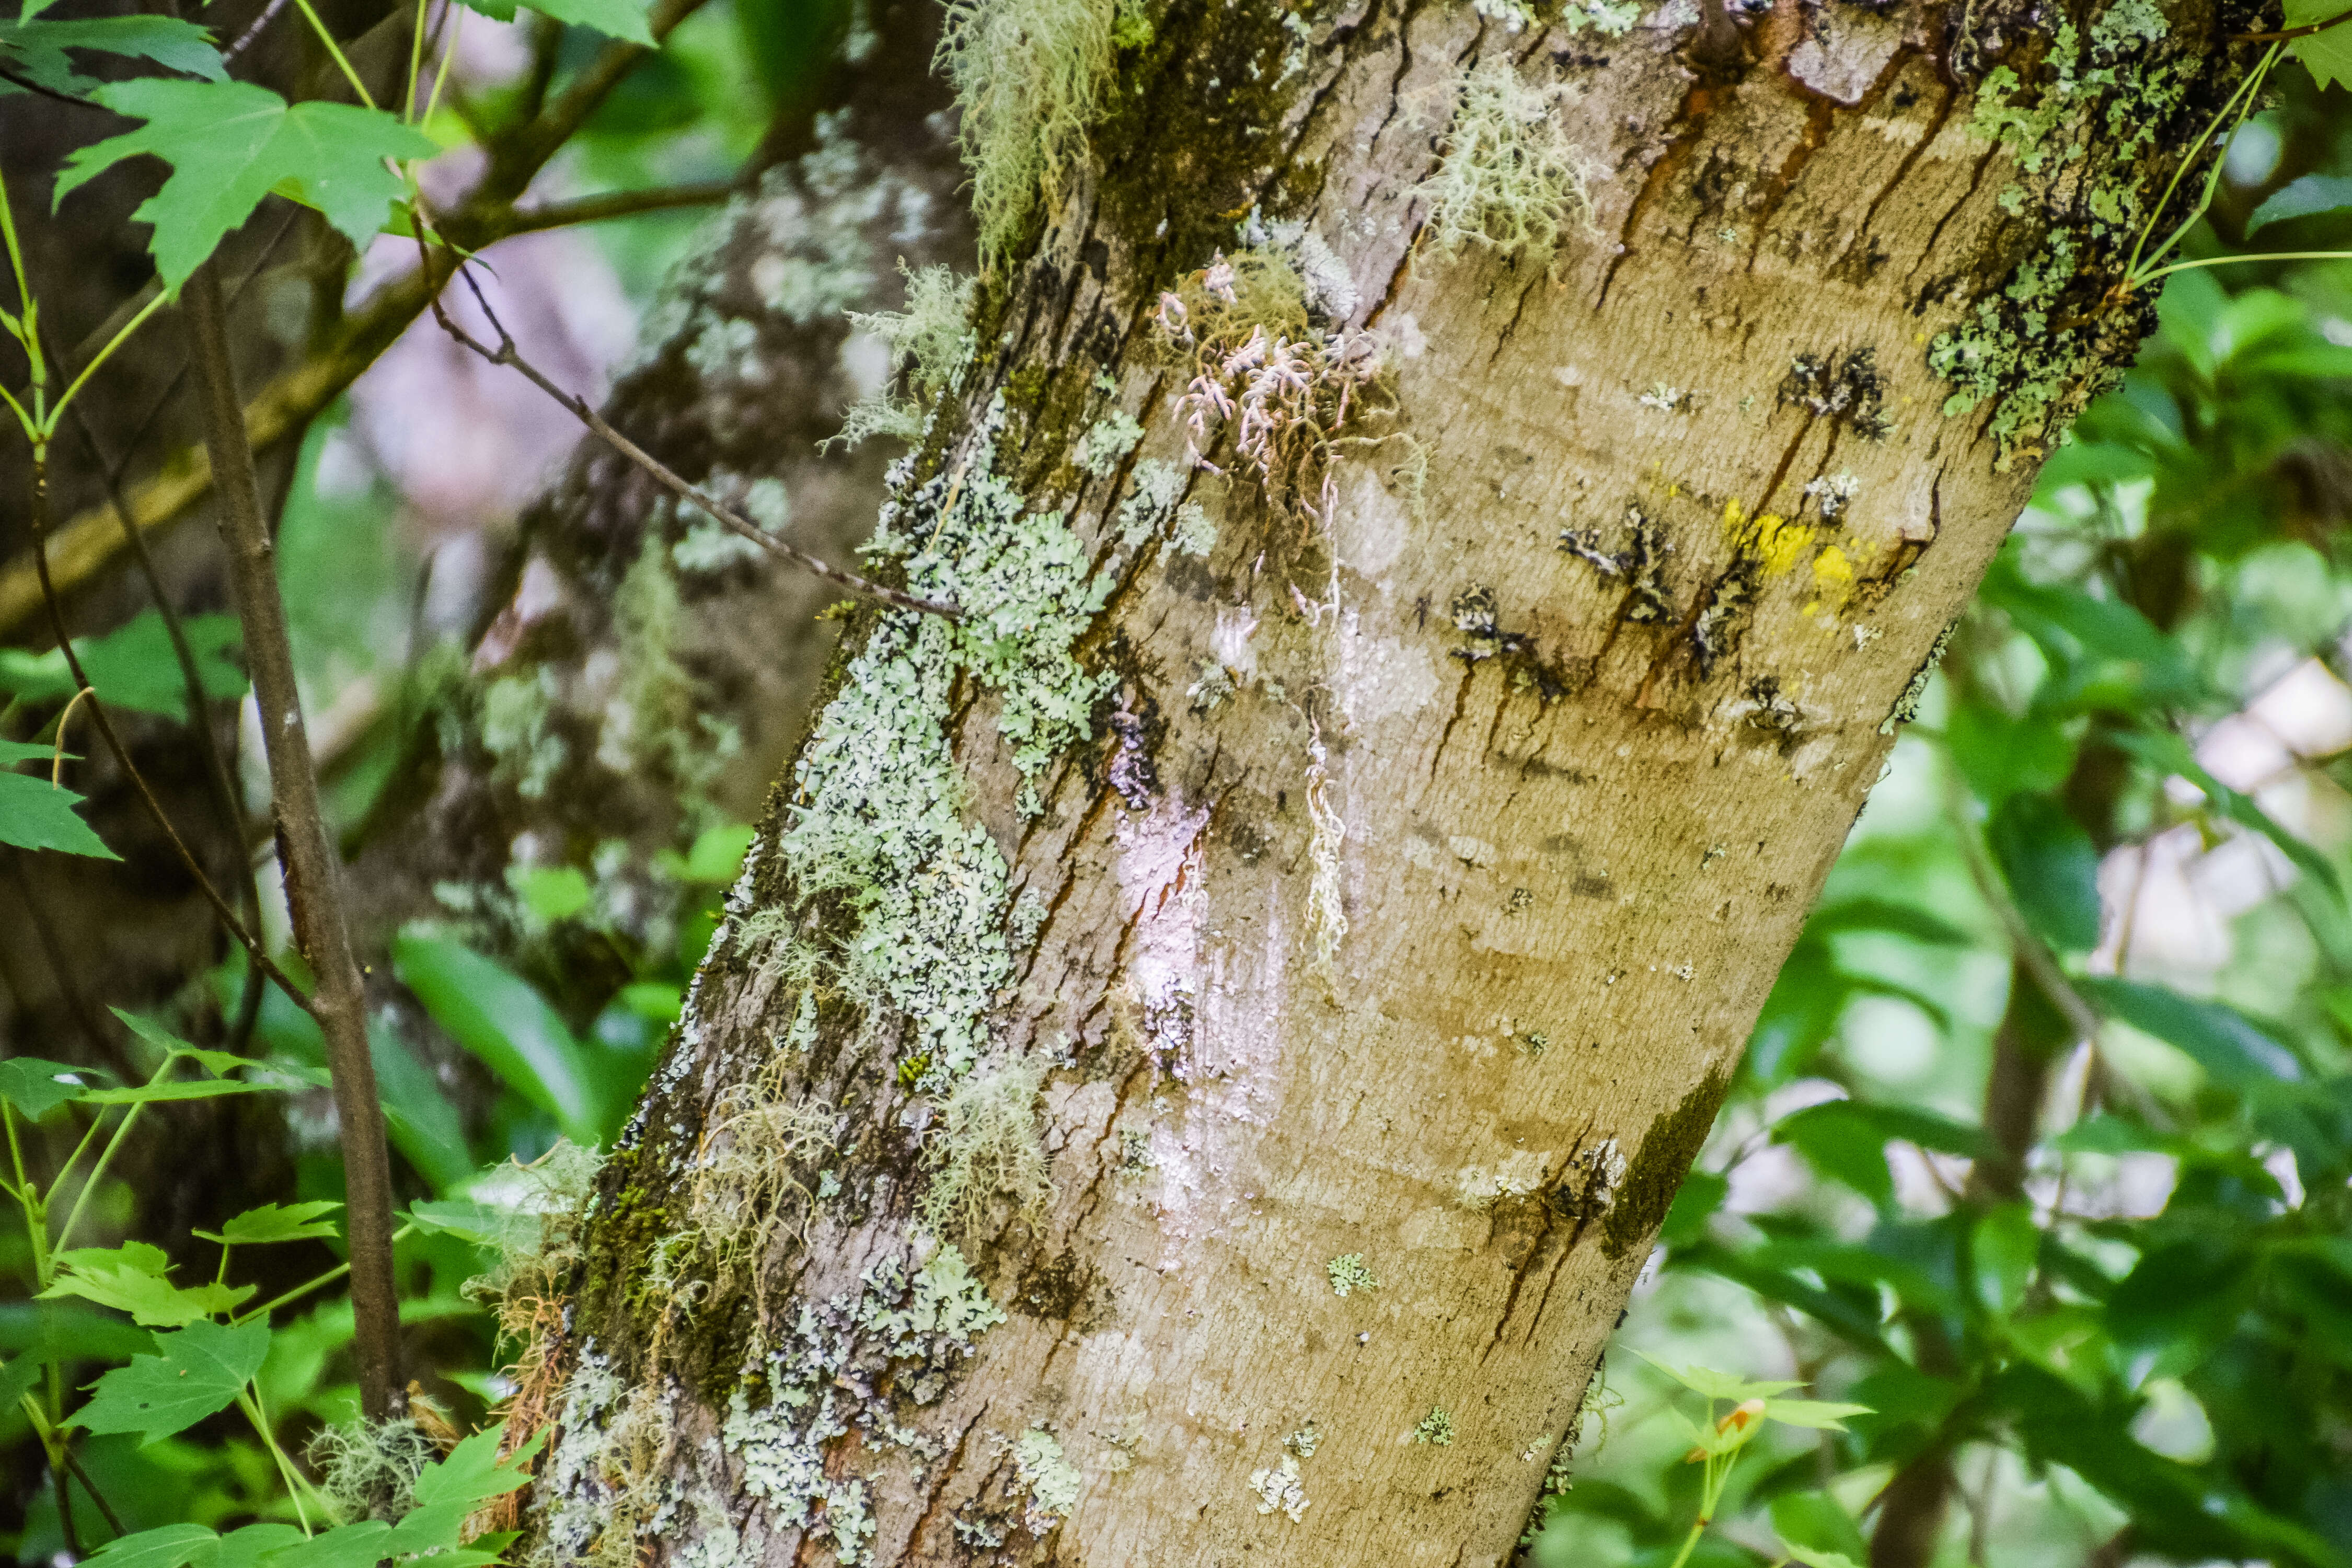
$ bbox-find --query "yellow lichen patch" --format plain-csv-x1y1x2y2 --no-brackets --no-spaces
1810,545,1855,606
1721,499,1809,578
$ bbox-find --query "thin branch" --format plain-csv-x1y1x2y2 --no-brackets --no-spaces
182,258,405,1422
224,0,295,60
0,66,97,109
2238,4,2352,39
61,1446,126,1540
499,178,737,236
427,255,962,618
21,455,308,1012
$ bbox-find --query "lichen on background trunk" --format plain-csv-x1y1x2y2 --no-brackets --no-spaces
341,0,975,998
517,0,2267,1562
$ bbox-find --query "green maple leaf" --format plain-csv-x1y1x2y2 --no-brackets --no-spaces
54,79,437,289
194,1200,342,1247
0,610,248,722
41,1241,254,1326
451,0,654,44
0,14,222,98
0,739,114,859
74,1319,271,1444
78,1524,221,1568
0,1053,89,1119
2286,0,2352,89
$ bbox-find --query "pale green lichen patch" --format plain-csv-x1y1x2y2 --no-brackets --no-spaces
1079,407,1145,477
721,1238,1008,1565
1413,1407,1457,1446
480,667,566,800
1325,1253,1378,1297
603,535,740,828
773,401,1109,1085
1249,1454,1310,1522
1931,0,2195,461
1012,1427,1082,1534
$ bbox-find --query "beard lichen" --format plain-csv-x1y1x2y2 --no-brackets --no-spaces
936,0,1117,264
832,262,979,451
917,1051,1058,1239
1413,53,1599,262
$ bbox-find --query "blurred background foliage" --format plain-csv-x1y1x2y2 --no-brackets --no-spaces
3,2,2352,1565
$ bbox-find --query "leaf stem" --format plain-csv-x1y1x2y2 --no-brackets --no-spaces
2135,248,2352,283
52,1101,142,1254
404,0,430,121
423,0,465,126
239,1387,316,1534
287,0,377,108
47,288,173,435
234,1221,417,1325
2125,43,2280,286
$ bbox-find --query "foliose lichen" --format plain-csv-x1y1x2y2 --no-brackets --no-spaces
718,1238,1008,1565
1929,0,2198,460
1012,1426,1083,1534
1325,1253,1378,1297
771,399,1109,1086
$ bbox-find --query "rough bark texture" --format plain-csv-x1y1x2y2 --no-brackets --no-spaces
512,0,2259,1563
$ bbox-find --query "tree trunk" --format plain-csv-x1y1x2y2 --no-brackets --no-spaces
524,0,2258,1562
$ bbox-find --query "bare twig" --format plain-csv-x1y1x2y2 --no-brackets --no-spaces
61,1447,126,1540
23,457,306,1009
182,259,405,1421
224,0,295,59
499,178,737,236
426,257,962,618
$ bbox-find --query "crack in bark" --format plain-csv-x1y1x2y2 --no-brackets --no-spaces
1429,662,1479,780
906,1410,987,1558
1840,77,1957,268
1905,140,2002,290
1742,96,1838,273
1594,80,1717,312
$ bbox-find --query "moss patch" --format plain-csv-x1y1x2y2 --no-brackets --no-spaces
1599,1067,1729,1260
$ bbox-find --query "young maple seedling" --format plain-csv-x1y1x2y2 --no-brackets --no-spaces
1629,1350,1871,1568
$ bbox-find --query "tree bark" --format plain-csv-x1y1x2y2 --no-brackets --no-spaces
521,0,2263,1562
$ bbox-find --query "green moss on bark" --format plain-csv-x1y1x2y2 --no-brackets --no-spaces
1599,1068,1729,1260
